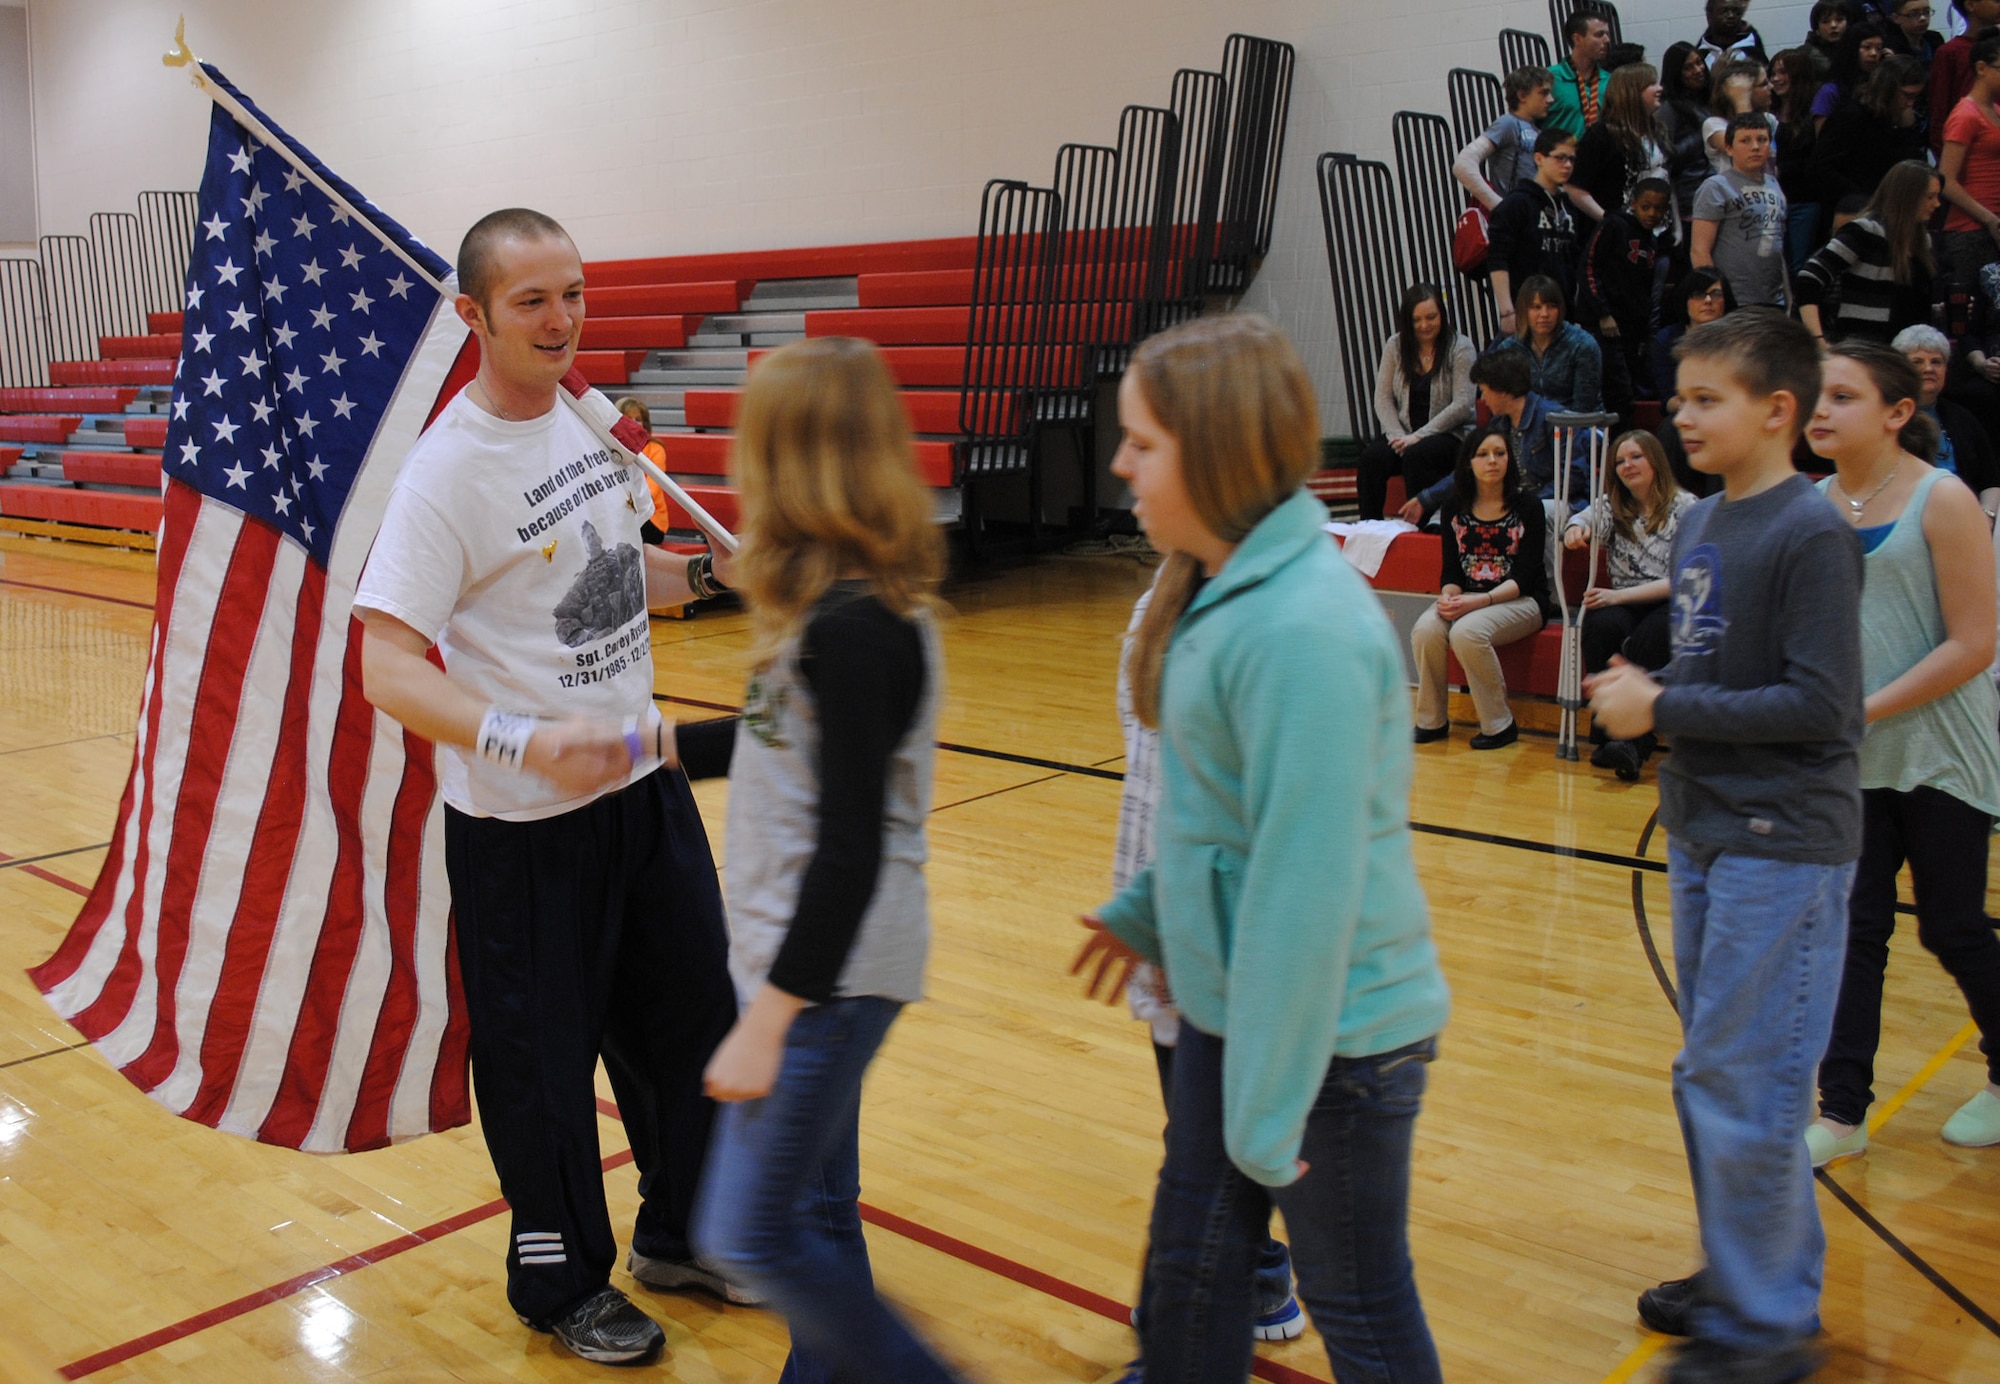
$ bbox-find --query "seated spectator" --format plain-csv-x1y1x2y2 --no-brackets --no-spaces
1454,66,1554,211
1899,323,2000,509
1652,268,1736,496
614,396,674,544
1410,425,1551,752
1937,31,2000,302
1491,275,1605,412
1813,19,1890,129
1488,128,1584,332
1581,178,1675,412
1798,160,1942,343
1402,348,1584,522
1694,114,1792,308
1548,9,1614,140
1355,284,1479,520
1661,41,1717,235
1571,63,1673,231
1698,0,1769,69
1770,46,1833,268
1810,54,1931,207
1702,59,1777,173
1562,431,1694,779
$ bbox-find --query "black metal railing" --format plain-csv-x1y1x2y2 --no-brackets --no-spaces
90,212,153,338
138,190,198,315
1045,140,1121,430
1161,66,1229,328
1317,153,1410,444
38,235,100,365
959,178,1061,482
1392,111,1497,345
1114,103,1181,354
1211,33,1295,293
0,259,49,389
1448,68,1504,157
1499,28,1553,75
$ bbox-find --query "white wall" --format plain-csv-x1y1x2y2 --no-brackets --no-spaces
26,0,1824,432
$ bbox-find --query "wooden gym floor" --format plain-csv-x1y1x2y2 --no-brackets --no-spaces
2,533,1997,1383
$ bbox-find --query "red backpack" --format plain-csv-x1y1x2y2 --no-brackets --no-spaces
1452,205,1489,277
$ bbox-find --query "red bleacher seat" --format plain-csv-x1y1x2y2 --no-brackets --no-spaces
656,432,956,488
662,483,741,534
858,270,976,308
51,360,176,386
0,416,82,444
148,312,184,335
98,335,179,359
805,307,971,346
570,351,650,387
0,446,21,471
586,281,747,316
0,387,140,413
62,452,163,488
583,236,979,289
122,417,169,449
579,316,693,351
683,388,973,435
746,344,1051,388
0,483,163,531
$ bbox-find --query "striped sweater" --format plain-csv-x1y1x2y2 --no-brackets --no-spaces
1794,217,1937,344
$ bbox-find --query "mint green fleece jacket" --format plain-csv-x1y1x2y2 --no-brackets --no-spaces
1097,490,1451,1187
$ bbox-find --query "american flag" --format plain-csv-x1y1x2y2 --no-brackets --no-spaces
29,67,476,1153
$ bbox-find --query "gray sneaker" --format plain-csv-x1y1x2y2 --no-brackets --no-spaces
531,1287,665,1366
627,1249,765,1306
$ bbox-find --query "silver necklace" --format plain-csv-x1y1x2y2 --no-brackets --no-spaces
1835,459,1902,522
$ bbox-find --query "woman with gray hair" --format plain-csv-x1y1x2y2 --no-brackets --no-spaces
1896,324,2000,520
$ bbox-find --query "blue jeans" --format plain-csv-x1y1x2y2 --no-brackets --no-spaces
1784,203,1822,276
1141,1025,1442,1384
1668,844,1855,1353
691,996,960,1384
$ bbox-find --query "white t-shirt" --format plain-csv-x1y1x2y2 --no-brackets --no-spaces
355,392,664,820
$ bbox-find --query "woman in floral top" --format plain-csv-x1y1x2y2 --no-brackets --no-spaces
1412,424,1551,751
1563,429,1695,779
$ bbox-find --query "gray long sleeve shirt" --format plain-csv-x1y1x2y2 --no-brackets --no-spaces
1653,474,1865,865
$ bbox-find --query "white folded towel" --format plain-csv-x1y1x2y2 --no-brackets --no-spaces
1323,519,1416,579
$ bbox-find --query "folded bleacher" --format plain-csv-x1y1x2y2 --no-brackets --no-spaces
0,37,1294,556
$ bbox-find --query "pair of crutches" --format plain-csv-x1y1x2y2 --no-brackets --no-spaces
1548,411,1619,762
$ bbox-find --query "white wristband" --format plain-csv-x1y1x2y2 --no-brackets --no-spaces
476,708,537,774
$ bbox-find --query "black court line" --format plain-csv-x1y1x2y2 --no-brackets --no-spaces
1814,1170,2000,1338
0,732,128,758
0,1040,89,1072
1627,809,2000,1339
0,842,112,871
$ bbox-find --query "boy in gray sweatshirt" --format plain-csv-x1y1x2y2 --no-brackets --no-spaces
1589,309,1863,1384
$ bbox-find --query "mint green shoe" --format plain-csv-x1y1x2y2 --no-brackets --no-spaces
1942,1089,2000,1147
1805,1119,1867,1168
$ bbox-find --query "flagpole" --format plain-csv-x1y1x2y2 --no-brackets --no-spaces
162,18,740,555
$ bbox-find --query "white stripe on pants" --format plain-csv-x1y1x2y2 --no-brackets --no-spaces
1411,597,1545,736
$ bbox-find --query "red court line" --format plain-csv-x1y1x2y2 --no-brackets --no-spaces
0,577,154,611
0,849,94,897
591,1097,1327,1384
61,1152,633,1379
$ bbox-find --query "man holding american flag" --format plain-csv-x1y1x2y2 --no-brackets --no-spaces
32,49,748,1369
354,208,744,1367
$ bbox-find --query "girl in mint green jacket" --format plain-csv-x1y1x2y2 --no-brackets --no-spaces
1074,314,1451,1384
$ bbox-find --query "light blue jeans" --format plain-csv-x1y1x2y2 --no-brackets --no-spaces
691,995,961,1384
1668,843,1855,1353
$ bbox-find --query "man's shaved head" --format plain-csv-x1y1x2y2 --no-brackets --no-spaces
457,207,573,309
